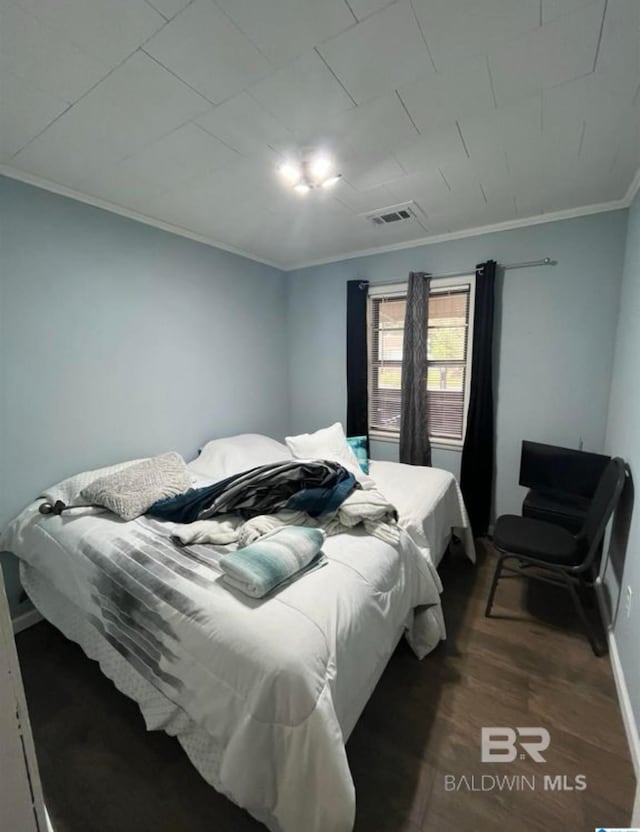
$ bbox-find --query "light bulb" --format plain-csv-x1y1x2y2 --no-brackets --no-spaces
309,154,332,181
293,182,311,194
321,174,342,189
279,162,301,185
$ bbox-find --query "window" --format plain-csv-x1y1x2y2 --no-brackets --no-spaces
368,276,475,445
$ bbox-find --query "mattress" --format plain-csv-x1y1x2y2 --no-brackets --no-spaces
3,460,473,832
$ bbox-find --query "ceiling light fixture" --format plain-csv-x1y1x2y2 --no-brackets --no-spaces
309,154,331,180
279,162,301,185
278,152,342,194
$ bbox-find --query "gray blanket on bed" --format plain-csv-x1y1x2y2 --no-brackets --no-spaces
147,460,357,522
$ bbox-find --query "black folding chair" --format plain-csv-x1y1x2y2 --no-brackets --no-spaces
485,457,626,656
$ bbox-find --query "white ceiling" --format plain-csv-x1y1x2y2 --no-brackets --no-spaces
1,0,639,269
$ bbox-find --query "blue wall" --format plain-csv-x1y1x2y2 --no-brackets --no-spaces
0,176,288,615
604,190,640,736
0,175,632,630
287,211,628,520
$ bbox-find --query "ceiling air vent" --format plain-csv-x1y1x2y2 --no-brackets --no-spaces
362,201,425,229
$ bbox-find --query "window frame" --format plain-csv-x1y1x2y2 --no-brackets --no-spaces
367,274,476,449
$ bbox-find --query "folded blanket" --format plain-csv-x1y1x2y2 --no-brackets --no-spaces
219,526,326,598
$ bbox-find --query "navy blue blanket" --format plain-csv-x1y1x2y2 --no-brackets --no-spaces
148,460,357,524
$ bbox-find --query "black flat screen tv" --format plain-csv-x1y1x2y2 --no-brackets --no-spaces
519,441,610,500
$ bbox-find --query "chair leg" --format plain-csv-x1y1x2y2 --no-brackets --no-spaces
485,555,506,617
561,572,606,657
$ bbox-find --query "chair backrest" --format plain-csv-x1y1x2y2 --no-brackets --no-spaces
577,457,626,567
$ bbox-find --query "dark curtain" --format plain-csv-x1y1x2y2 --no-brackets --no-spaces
399,272,432,466
346,279,369,446
460,260,497,536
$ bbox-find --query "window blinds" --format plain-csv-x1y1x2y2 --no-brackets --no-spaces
369,285,471,441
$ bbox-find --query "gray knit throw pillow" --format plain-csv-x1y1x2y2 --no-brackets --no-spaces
80,452,191,521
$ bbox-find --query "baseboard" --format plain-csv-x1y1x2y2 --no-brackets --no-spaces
12,608,43,635
595,578,640,779
608,630,640,780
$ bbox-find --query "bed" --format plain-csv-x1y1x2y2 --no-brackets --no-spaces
2,450,473,832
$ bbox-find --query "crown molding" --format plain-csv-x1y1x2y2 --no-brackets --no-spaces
284,194,634,271
3,162,639,274
0,165,283,271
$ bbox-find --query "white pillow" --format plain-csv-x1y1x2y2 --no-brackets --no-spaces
188,434,292,481
285,422,374,489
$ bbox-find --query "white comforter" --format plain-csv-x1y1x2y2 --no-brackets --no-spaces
369,459,475,566
1,461,473,832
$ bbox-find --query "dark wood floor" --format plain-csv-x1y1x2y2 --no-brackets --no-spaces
16,541,635,832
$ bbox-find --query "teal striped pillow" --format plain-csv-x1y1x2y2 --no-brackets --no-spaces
347,436,369,474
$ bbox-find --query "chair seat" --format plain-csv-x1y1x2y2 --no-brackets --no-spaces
494,514,583,565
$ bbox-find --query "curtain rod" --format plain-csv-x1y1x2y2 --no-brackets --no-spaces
362,257,556,289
